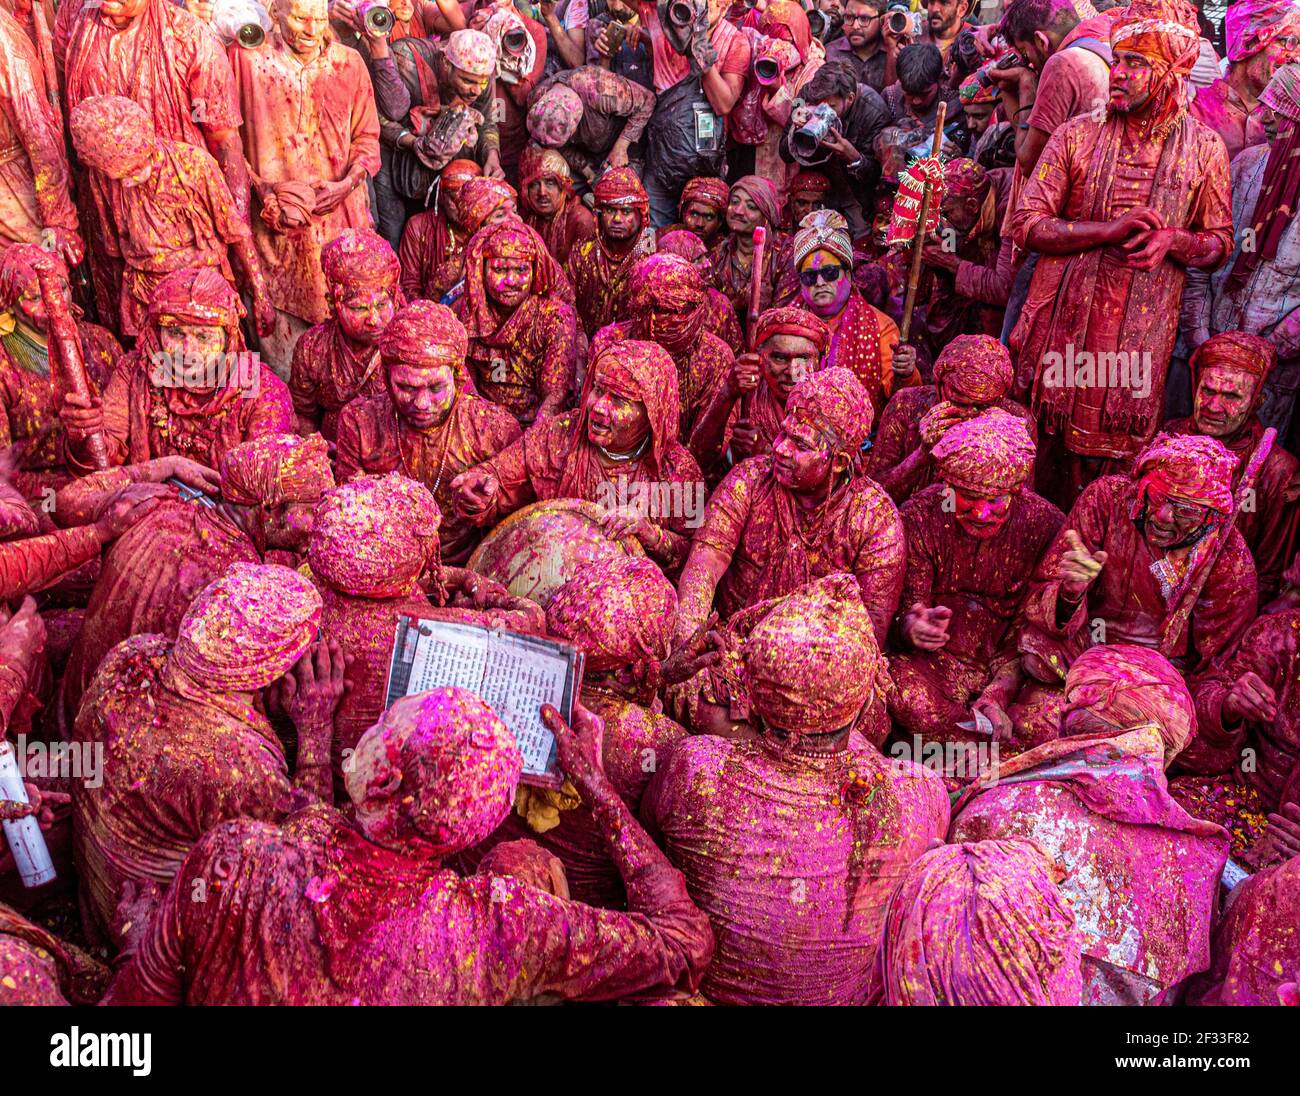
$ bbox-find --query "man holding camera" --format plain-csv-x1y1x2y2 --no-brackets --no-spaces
780,60,889,237
826,0,911,92
600,0,750,227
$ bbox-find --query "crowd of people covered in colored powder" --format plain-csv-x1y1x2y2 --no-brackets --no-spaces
1,0,1299,1008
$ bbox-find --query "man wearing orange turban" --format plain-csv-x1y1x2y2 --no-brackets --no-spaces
1010,0,1234,506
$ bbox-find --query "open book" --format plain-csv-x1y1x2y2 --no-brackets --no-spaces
385,616,583,788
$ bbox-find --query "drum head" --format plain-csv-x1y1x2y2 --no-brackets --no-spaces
467,499,644,605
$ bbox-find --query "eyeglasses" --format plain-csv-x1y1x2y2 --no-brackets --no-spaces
843,12,881,23
798,265,845,287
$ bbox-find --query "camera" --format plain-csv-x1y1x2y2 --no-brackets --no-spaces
754,55,782,85
357,0,395,37
210,0,271,48
806,8,832,40
976,49,1023,87
501,25,530,55
885,2,922,37
668,0,696,27
790,102,842,165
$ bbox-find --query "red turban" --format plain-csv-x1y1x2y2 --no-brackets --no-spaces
933,334,1013,404
786,169,831,201
379,300,468,373
461,219,564,339
871,840,1083,1006
545,557,677,679
219,432,335,509
729,174,781,228
944,157,990,201
68,94,153,174
518,145,572,189
441,158,482,191
309,473,441,599
785,365,874,458
321,228,401,293
146,266,243,331
578,339,681,479
346,687,523,856
931,407,1036,494
753,305,829,355
172,562,322,693
680,175,730,214
656,229,708,263
593,166,649,211
1063,643,1196,760
458,177,518,234
1132,432,1237,516
1189,331,1277,386
742,573,889,737
628,252,706,315
0,244,69,315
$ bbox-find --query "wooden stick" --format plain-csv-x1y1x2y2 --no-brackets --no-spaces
740,224,767,421
34,263,109,471
899,101,947,346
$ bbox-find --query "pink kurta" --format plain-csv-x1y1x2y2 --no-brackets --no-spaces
73,635,297,937
890,484,1064,742
951,725,1230,1005
105,804,713,1004
229,35,381,324
642,732,949,1004
692,456,906,643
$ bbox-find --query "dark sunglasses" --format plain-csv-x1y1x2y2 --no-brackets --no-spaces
798,264,845,287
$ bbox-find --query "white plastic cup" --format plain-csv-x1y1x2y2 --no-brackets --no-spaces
0,740,57,888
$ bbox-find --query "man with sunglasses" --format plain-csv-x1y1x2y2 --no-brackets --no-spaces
1012,431,1258,744
825,0,911,91
1191,0,1300,162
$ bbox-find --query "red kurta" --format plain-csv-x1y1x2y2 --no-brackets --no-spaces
229,34,381,324
334,391,521,565
398,208,467,303
890,483,1064,743
288,318,388,441
1011,112,1233,461
690,456,906,642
